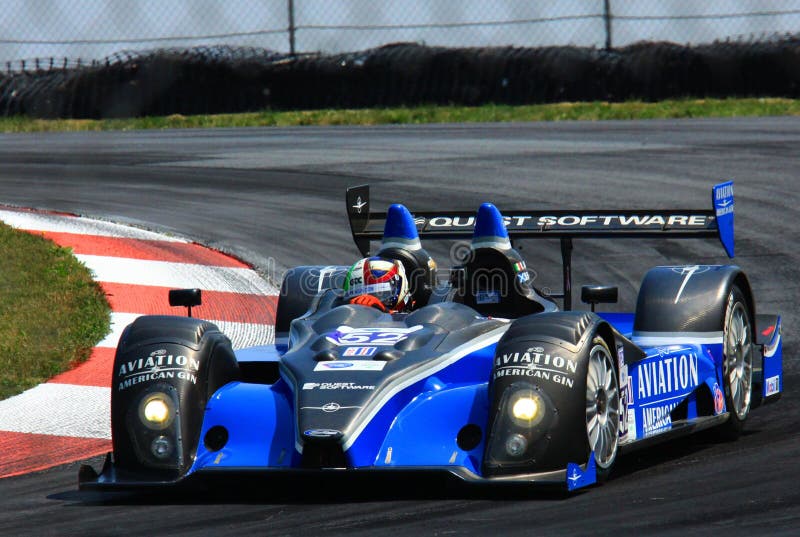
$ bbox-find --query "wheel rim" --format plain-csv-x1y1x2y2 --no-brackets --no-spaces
725,302,753,420
586,344,619,469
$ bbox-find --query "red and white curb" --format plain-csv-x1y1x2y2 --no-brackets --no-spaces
0,207,278,478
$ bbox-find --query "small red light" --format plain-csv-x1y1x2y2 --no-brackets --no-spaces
761,325,775,337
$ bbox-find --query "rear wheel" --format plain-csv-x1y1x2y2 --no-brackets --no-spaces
585,337,619,479
718,286,753,439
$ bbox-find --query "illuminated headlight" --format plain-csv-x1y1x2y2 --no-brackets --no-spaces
505,433,528,457
512,397,539,421
509,392,545,427
484,384,555,471
151,435,173,459
145,399,169,423
138,393,175,430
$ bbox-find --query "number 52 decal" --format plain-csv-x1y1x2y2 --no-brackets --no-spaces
325,325,423,346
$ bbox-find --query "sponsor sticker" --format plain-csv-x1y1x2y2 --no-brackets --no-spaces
343,282,392,298
476,290,500,304
314,361,386,372
714,182,734,216
765,375,780,396
351,196,366,214
420,214,710,230
637,351,699,401
618,344,630,440
635,350,700,436
512,261,531,283
116,348,200,391
642,402,676,436
300,402,361,412
493,346,577,389
626,408,637,441
342,346,377,357
668,265,711,276
566,455,597,491
302,382,375,391
713,382,725,414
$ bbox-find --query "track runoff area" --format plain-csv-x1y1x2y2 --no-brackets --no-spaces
0,207,278,478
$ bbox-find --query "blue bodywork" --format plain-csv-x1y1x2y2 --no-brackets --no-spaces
182,308,782,488
193,342,499,476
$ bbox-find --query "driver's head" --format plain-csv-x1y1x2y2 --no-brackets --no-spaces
343,256,410,312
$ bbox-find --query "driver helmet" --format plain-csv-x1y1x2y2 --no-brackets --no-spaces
343,257,410,312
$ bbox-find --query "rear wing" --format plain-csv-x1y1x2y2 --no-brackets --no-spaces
346,182,735,309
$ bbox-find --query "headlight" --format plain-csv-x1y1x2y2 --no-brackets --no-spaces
144,399,169,423
484,383,555,471
509,391,545,427
151,435,173,459
512,396,539,421
505,433,528,457
126,385,183,470
138,392,175,430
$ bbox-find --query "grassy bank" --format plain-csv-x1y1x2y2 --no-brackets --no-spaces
0,222,110,399
0,98,798,133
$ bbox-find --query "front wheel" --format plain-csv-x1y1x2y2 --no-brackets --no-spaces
585,337,620,480
717,286,753,440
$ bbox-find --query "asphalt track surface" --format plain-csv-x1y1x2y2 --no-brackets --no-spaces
0,118,797,536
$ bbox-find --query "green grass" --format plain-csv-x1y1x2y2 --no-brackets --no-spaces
0,98,798,132
0,222,110,399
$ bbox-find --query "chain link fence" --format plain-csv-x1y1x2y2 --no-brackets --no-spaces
2,1,799,118
2,1,800,67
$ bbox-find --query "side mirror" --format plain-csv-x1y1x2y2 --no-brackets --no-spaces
169,288,202,317
581,285,618,312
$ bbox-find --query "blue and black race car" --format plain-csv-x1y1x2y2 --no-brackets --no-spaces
80,182,783,492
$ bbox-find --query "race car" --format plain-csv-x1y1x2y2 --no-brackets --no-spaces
80,182,782,492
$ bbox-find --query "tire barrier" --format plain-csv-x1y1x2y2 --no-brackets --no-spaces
2,37,800,119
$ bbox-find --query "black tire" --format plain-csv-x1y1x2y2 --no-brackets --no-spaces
275,265,348,333
717,285,754,440
585,336,620,480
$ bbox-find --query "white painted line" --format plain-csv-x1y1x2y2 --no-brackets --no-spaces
0,384,110,439
99,312,274,350
75,254,279,294
215,319,275,350
0,209,186,242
